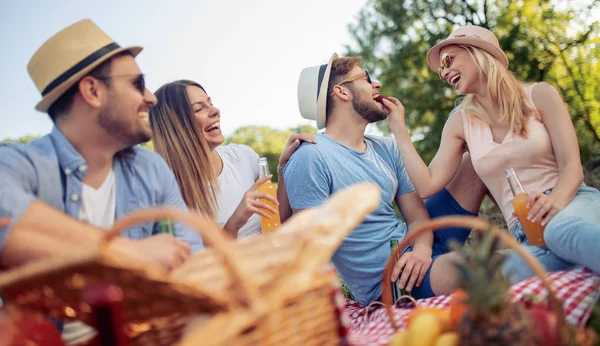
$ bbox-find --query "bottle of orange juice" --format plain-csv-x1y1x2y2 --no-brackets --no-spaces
505,168,545,246
258,157,281,233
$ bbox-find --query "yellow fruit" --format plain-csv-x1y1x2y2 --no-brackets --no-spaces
407,307,452,333
407,312,444,346
434,332,460,346
388,330,409,346
407,307,450,327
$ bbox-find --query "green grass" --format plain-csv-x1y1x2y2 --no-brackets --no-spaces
587,298,600,345
339,275,355,300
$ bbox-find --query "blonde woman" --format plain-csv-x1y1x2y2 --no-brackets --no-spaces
381,25,600,282
149,80,313,238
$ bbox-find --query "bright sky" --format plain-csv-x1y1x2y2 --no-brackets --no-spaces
0,0,368,140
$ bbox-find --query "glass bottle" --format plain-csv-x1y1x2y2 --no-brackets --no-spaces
505,168,545,246
257,158,281,233
83,283,128,346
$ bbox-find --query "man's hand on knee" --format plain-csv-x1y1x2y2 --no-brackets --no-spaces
391,245,433,292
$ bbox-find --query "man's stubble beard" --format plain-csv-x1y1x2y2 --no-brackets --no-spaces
349,86,388,123
98,101,151,149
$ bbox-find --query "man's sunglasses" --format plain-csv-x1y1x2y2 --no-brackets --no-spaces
338,70,372,86
438,53,453,81
331,70,373,96
95,74,146,94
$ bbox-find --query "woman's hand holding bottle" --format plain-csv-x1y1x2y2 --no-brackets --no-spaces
224,176,279,236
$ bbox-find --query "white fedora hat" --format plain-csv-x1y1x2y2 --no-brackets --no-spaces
297,53,339,130
28,19,142,112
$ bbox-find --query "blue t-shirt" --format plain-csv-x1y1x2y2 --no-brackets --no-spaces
284,133,415,305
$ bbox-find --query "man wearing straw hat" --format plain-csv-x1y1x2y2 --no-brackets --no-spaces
286,54,487,305
0,20,204,273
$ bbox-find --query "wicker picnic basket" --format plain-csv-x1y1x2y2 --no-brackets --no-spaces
0,209,237,345
0,182,381,345
378,216,583,345
172,182,382,345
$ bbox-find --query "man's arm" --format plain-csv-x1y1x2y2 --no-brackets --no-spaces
0,147,193,270
157,155,205,252
396,192,433,248
0,200,108,267
387,137,434,293
391,192,433,293
0,147,110,267
2,199,195,271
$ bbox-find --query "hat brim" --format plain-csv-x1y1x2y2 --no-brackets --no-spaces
426,37,508,72
35,45,143,112
315,53,339,130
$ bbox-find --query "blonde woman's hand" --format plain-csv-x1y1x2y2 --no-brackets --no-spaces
526,192,565,226
224,175,280,235
279,133,316,168
381,97,408,136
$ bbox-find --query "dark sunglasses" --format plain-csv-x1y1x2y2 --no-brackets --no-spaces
338,70,372,85
331,70,373,96
438,53,453,81
95,74,146,94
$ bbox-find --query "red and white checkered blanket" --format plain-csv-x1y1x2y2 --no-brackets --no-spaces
343,269,600,346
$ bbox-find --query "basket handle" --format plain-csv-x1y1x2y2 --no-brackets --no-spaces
101,208,261,311
381,216,565,340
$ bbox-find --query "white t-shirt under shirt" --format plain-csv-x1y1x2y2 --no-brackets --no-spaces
78,169,116,229
64,169,117,345
215,144,262,238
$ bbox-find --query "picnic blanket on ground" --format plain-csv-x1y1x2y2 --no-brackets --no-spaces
344,269,600,346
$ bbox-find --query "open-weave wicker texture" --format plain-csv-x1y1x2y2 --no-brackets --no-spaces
179,271,341,346
380,216,569,345
176,182,383,345
0,182,382,345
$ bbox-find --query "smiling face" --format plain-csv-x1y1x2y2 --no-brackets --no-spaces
96,54,157,147
438,45,483,95
338,65,388,123
186,85,224,149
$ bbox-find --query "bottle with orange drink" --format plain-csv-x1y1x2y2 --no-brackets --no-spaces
258,157,281,233
505,168,545,246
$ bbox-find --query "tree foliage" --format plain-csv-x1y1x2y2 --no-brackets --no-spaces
225,125,318,183
1,135,40,144
345,0,600,163
1,125,319,186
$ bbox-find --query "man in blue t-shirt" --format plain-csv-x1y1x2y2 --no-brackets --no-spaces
285,54,487,305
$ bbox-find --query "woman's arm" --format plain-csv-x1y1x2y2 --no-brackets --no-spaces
277,171,292,222
382,97,467,199
527,82,584,225
277,134,316,222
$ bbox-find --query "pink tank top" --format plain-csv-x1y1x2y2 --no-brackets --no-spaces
463,84,559,229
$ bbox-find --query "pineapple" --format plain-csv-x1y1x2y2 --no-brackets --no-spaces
450,230,538,346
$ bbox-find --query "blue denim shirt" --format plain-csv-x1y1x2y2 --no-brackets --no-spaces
0,126,204,252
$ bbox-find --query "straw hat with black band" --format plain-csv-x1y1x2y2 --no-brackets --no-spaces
28,19,142,112
297,53,339,130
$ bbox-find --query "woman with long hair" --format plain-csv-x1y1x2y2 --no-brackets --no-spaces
381,25,600,282
149,80,313,238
